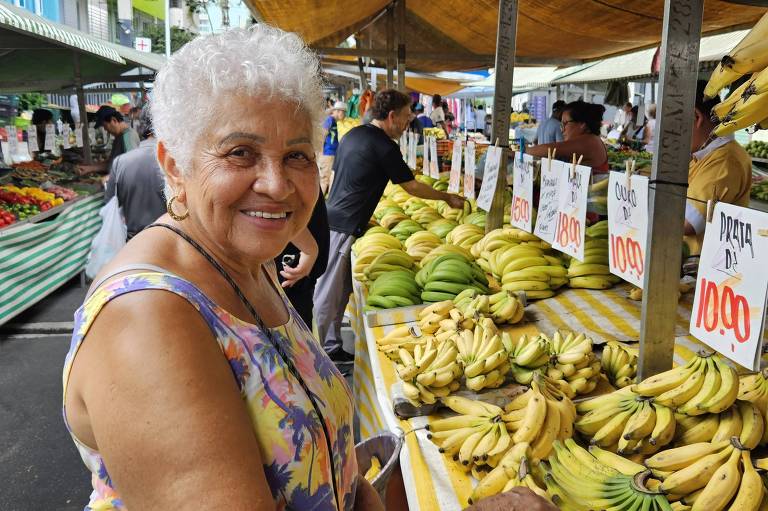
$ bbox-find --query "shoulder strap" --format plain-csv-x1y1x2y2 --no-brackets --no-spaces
87,264,177,299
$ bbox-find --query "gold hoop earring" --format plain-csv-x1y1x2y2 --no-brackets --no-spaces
167,195,189,221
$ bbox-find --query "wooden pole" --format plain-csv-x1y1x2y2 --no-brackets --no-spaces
396,0,406,91
72,52,92,165
638,0,704,379
386,5,394,89
486,0,518,232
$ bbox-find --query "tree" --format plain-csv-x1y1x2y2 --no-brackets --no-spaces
18,93,46,111
140,25,197,55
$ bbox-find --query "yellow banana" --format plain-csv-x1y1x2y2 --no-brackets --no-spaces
729,449,763,511
659,445,734,495
690,447,741,511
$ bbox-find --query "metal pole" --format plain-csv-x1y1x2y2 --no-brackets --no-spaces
72,52,92,164
638,0,704,379
386,5,394,89
485,0,518,232
164,0,171,58
396,0,406,91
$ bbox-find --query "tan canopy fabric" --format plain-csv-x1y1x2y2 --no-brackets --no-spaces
244,0,766,71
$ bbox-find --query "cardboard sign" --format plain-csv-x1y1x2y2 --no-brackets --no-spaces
511,153,535,232
429,137,440,178
476,146,502,212
62,125,71,149
533,158,560,244
422,136,431,176
448,140,462,193
75,124,84,148
408,132,417,169
608,171,649,287
550,161,591,260
689,202,768,370
464,141,476,200
44,124,55,151
26,127,37,153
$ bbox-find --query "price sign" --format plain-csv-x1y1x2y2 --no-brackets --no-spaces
408,132,417,169
26,127,37,153
1,141,11,165
689,202,768,370
44,124,55,151
62,125,71,149
607,171,649,287
550,160,591,260
511,153,535,232
533,158,560,244
448,140,462,193
429,136,439,178
476,145,502,211
6,125,18,154
88,126,96,145
464,141,476,200
422,136,431,176
400,131,408,159
75,123,84,148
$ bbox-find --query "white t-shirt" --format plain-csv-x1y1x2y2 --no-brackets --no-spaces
430,106,445,124
475,109,486,130
613,109,627,128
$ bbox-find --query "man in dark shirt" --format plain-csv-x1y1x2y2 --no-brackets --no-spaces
78,106,140,175
314,89,465,362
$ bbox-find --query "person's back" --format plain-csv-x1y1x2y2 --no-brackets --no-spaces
418,113,434,129
105,138,166,239
536,116,563,144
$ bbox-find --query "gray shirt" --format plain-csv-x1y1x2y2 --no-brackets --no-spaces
105,138,166,239
535,116,564,144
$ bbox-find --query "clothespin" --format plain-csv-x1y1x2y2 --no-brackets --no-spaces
706,184,723,223
625,159,636,192
570,153,580,180
547,147,555,173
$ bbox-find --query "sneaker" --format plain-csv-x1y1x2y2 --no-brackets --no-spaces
328,348,355,363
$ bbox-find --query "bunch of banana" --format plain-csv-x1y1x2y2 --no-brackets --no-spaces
399,338,463,405
433,177,450,192
493,245,566,299
585,220,609,239
548,330,601,397
375,324,430,359
575,387,676,455
379,209,411,230
588,178,610,215
425,218,457,240
738,371,768,442
365,270,422,310
454,317,510,391
471,228,518,258
672,404,743,446
420,243,476,267
426,396,509,470
388,219,424,242
445,223,485,251
634,352,739,415
415,253,489,303
363,249,415,281
436,199,471,222
403,230,442,263
453,289,525,325
503,332,551,385
602,341,638,388
416,300,457,335
713,86,768,137
503,375,577,461
544,438,671,511
628,279,696,302
352,232,403,281
403,198,428,215
468,443,550,506
463,210,487,228
567,237,621,289
373,199,400,219
411,206,443,227
388,188,413,206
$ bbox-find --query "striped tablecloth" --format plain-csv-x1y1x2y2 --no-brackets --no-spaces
0,194,103,326
349,279,752,510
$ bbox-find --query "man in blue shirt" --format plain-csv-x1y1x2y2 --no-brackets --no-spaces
534,100,565,144
319,101,346,194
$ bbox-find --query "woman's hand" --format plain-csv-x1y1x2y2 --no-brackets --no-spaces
464,488,558,511
354,475,385,511
280,250,317,288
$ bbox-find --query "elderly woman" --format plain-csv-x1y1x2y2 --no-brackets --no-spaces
62,26,379,510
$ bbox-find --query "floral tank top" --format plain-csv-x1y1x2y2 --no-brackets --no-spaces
62,269,358,510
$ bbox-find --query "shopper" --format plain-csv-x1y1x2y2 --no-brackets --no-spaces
642,103,657,153
475,104,487,133
63,25,381,511
684,81,751,257
409,102,426,143
430,93,447,132
534,100,565,144
77,106,140,175
319,101,347,194
526,100,609,174
314,89,465,363
275,188,329,328
612,101,632,131
104,108,167,240
415,103,434,129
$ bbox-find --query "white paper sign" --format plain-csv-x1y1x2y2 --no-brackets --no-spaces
88,127,96,145
607,171,649,287
476,146,502,211
400,131,408,159
429,137,439,178
464,141,476,200
26,127,38,153
62,125,71,149
689,202,768,370
448,140,462,193
75,123,84,148
1,141,11,166
6,126,18,155
422,136,430,176
533,158,560,243
550,161,591,260
511,153,535,232
44,124,55,151
408,132,417,169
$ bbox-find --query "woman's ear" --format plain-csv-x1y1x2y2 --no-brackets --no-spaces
157,141,185,201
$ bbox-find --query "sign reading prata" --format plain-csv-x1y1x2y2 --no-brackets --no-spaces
607,171,649,287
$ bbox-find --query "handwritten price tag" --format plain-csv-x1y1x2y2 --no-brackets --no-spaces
476,146,502,212
422,136,431,176
607,172,649,287
511,153,535,232
534,158,560,244
7,125,18,154
400,131,408,159
689,202,768,370
550,160,591,260
408,132,417,169
26,127,37,153
75,124,84,148
464,141,476,200
44,124,55,151
62,125,71,149
448,140,462,193
429,137,440,178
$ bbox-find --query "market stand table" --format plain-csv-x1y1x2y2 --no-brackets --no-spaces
0,193,102,326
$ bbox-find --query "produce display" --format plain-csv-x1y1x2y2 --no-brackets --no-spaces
0,183,75,227
746,140,768,159
601,341,638,388
752,178,768,201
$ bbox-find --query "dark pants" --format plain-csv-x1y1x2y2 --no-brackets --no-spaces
313,230,355,354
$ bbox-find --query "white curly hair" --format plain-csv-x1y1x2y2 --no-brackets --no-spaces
151,24,324,173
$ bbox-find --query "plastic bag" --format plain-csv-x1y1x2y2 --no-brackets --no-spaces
85,195,127,279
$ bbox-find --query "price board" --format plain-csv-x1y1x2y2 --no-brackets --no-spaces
511,153,535,232
75,123,84,148
550,160,591,260
689,202,768,370
44,124,55,151
429,137,440,178
26,127,37,153
607,172,649,287
422,136,431,176
476,146,502,212
464,141,476,200
533,158,561,244
448,140,462,193
62,125,71,149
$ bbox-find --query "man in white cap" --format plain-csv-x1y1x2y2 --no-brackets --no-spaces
319,100,347,194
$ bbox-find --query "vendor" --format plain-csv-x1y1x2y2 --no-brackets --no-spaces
684,81,752,258
534,100,565,144
78,105,140,175
525,100,609,174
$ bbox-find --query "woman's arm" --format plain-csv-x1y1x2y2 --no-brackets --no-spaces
71,291,275,509
280,226,319,288
526,136,604,167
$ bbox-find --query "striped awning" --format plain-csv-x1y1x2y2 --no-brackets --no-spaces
0,3,124,64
